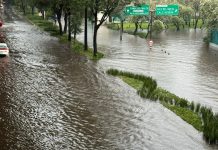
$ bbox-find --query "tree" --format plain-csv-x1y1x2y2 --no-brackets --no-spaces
37,0,50,19
192,0,201,29
111,2,128,41
89,0,131,56
20,0,27,15
27,0,38,15
84,6,88,50
171,16,185,31
180,5,193,27
201,0,218,29
71,12,83,42
67,0,84,41
50,0,63,35
129,16,144,35
153,20,164,33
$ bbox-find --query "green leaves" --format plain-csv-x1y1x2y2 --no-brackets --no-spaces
153,20,164,33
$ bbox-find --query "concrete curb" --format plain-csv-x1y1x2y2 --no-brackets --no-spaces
209,42,218,51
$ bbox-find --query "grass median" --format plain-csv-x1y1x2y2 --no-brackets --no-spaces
107,68,217,144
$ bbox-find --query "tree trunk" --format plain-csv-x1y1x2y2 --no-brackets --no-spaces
134,22,138,35
201,19,205,29
42,10,46,20
73,30,76,42
93,27,98,56
64,12,68,33
68,13,71,41
176,24,180,31
139,22,143,30
109,16,112,22
194,18,199,30
56,12,62,35
84,7,88,51
21,0,26,15
120,20,123,41
93,12,98,56
31,6,34,15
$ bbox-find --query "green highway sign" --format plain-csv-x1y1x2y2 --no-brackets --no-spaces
155,5,179,16
125,5,150,16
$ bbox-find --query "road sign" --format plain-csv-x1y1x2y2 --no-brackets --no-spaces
155,5,179,16
125,5,150,16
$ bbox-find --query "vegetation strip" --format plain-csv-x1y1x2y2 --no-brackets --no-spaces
107,69,218,144
106,23,148,39
25,14,103,60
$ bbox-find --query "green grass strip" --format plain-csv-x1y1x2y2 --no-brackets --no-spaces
162,102,203,131
119,76,144,91
118,73,202,131
25,14,103,60
107,69,218,144
72,40,104,60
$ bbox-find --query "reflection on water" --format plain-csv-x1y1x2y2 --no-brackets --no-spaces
0,4,217,150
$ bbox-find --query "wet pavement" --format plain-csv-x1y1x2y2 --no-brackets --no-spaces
0,3,217,150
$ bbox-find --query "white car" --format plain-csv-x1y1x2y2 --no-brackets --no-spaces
0,43,9,56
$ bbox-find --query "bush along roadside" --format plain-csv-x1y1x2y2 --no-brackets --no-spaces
106,24,148,39
107,69,218,144
25,14,103,60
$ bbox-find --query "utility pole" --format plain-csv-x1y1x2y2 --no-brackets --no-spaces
149,10,154,40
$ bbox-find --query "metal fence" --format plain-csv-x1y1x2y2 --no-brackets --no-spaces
211,30,218,45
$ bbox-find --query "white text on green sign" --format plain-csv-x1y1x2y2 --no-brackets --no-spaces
126,5,150,16
155,5,179,16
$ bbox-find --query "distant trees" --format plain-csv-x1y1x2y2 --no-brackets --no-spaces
180,5,193,27
13,0,218,54
201,0,218,29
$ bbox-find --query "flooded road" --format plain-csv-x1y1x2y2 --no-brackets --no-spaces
0,3,217,150
78,24,218,113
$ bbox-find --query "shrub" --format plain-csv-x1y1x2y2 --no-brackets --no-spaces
195,103,201,113
190,101,195,111
153,20,164,33
179,98,189,108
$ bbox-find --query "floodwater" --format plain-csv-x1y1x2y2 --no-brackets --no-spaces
78,24,218,113
0,3,217,150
